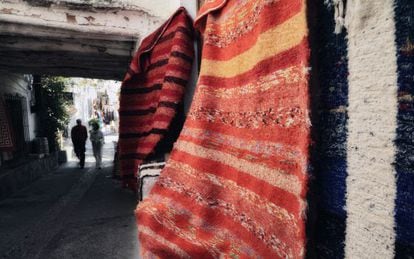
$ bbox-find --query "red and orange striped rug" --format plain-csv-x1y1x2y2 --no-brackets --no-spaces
118,8,194,191
136,0,310,257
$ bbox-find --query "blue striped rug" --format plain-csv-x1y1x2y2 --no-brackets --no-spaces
313,0,414,258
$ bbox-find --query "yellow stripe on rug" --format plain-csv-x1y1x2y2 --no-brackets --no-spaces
200,9,307,78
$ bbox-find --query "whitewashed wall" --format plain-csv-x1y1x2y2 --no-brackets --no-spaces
0,72,37,141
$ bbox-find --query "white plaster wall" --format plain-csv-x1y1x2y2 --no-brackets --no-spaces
180,0,197,19
133,0,181,39
0,0,179,39
0,72,37,141
15,0,181,19
130,0,181,19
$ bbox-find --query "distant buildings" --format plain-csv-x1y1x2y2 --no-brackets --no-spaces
66,78,120,135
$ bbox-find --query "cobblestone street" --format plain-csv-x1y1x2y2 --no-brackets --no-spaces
0,135,139,259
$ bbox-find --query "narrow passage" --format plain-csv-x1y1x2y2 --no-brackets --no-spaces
0,135,138,259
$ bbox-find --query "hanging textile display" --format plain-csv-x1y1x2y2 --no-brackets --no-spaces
137,160,166,201
312,1,349,258
394,0,414,256
118,7,194,190
313,0,414,258
0,97,14,150
136,0,311,257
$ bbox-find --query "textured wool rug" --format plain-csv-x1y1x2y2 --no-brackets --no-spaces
313,0,414,258
138,161,166,201
394,1,414,256
0,97,14,150
118,7,194,190
312,1,349,258
136,0,310,258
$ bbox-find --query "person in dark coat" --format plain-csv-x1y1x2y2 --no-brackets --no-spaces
71,119,88,168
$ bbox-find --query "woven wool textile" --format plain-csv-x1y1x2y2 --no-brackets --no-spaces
312,0,414,258
394,0,414,256
118,7,194,190
136,0,310,258
0,98,14,150
312,2,349,258
138,161,166,201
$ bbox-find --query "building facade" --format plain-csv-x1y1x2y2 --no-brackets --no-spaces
0,72,38,168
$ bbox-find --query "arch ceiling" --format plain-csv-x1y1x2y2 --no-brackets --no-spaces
0,0,181,80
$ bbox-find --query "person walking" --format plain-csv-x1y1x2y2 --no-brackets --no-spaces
71,119,87,168
90,121,104,169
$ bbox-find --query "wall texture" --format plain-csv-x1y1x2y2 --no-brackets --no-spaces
0,73,37,141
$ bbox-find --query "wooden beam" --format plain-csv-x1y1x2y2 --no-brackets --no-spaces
0,67,124,80
0,22,138,42
0,49,130,80
0,52,129,67
0,35,134,57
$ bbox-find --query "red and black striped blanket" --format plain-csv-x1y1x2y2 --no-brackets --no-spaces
118,7,194,191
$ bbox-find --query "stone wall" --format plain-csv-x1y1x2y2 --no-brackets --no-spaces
0,152,58,200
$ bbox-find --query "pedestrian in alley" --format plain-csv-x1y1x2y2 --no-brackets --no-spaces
71,119,87,169
89,120,104,169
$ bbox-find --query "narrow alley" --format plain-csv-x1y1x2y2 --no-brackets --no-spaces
0,135,139,259
1,0,414,258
